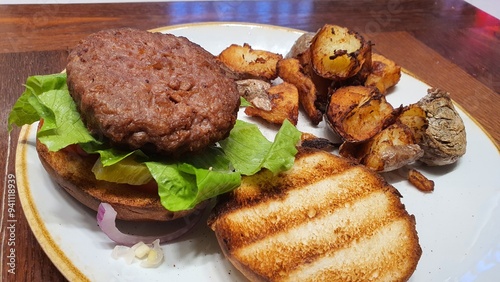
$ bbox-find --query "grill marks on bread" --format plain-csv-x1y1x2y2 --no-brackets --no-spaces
209,148,421,281
290,218,419,281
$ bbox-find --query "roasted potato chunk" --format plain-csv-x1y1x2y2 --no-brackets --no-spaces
397,103,427,144
277,58,324,125
300,132,338,151
340,46,373,87
326,86,397,142
340,122,424,172
236,79,272,111
294,48,332,112
417,88,467,166
310,24,371,80
217,43,283,81
244,82,299,125
286,32,315,59
364,53,401,94
407,168,435,192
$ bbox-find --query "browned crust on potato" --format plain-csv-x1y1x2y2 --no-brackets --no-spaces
408,169,435,192
364,53,401,94
244,82,299,125
339,122,424,172
277,58,324,125
326,85,397,143
217,43,283,81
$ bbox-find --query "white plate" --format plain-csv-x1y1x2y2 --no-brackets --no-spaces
16,22,500,282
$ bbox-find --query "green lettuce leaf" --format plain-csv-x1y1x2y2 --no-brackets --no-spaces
8,73,98,151
146,161,241,211
239,96,251,107
8,73,301,212
8,73,68,131
219,119,301,175
80,142,146,167
36,89,97,151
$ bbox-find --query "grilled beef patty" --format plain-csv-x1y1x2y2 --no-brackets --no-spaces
66,28,240,156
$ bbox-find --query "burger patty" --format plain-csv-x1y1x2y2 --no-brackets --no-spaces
66,28,240,156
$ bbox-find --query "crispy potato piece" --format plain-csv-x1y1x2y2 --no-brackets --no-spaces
365,53,401,94
407,168,435,192
417,88,466,166
300,132,338,151
341,46,373,86
339,122,424,172
397,103,427,143
310,24,371,80
326,85,397,142
244,82,299,125
296,48,332,112
217,43,283,81
236,79,272,111
286,32,315,59
277,58,324,125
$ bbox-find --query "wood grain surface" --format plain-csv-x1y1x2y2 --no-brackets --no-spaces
1,1,499,281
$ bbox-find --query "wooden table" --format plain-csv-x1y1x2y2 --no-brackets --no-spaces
1,1,499,281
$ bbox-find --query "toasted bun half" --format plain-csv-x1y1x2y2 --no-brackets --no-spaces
209,147,421,281
35,130,198,221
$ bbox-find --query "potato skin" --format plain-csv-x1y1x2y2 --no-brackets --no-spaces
244,82,299,125
417,88,466,166
236,79,272,111
286,32,315,59
340,122,424,172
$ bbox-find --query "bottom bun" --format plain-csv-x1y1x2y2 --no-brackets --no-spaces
36,138,197,221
